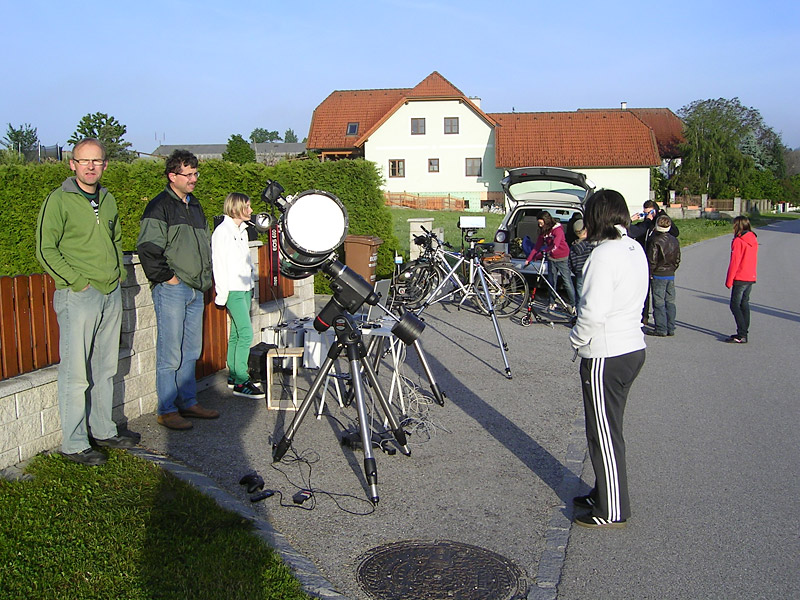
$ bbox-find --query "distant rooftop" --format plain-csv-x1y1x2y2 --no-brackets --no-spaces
151,142,306,158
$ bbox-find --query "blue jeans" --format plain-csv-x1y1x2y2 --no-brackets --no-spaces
53,285,122,453
730,281,753,338
548,257,576,307
152,281,204,415
650,277,676,335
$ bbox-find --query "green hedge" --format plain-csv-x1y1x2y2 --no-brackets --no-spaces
0,158,397,283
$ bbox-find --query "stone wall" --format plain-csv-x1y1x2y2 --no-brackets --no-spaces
0,243,314,470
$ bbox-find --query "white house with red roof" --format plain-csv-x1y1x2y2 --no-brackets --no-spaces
306,72,683,213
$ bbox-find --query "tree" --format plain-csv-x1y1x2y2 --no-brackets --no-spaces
675,98,786,197
784,147,800,177
68,112,133,161
222,134,255,164
2,123,39,157
283,128,298,143
249,128,281,143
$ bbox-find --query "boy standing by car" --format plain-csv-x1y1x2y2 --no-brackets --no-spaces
646,215,681,337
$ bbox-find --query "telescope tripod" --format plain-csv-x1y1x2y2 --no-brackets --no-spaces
272,308,410,505
520,255,574,328
415,239,513,379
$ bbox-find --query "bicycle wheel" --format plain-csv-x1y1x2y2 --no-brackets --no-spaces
390,261,440,309
474,265,529,317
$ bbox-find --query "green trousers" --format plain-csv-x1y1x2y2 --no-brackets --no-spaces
225,290,253,385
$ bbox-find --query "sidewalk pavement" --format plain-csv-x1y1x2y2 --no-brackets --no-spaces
130,298,588,600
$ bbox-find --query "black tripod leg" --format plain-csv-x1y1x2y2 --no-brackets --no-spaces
412,339,446,406
358,349,411,456
346,344,380,504
272,348,342,462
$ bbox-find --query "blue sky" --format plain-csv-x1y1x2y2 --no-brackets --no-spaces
2,0,798,153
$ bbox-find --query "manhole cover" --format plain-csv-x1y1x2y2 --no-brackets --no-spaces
356,539,527,600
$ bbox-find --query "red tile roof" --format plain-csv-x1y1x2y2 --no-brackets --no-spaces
307,72,493,151
628,108,685,158
307,87,409,151
489,110,661,169
407,71,465,97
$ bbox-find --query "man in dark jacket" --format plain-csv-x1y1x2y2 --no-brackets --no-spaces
646,215,681,337
137,150,219,430
36,138,138,465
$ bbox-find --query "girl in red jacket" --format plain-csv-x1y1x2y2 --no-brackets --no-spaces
725,216,758,343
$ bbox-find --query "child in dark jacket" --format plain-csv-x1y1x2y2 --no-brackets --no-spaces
567,219,596,305
646,215,681,336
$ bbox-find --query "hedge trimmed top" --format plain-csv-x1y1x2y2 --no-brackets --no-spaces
0,158,397,279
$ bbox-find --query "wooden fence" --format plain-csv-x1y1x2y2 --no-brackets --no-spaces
0,247,293,383
0,274,59,380
385,192,466,211
708,198,735,211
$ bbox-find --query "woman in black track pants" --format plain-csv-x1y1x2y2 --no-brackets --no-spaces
569,189,649,529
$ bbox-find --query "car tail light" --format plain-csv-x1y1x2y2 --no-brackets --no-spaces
495,230,507,243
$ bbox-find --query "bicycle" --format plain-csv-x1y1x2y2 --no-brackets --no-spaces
391,226,529,318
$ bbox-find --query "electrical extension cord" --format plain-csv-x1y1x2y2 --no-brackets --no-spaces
250,489,275,502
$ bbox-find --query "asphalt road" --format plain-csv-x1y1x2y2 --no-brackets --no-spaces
559,218,800,599
129,218,799,599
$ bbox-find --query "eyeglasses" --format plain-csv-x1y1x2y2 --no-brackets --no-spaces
72,158,106,166
174,171,200,180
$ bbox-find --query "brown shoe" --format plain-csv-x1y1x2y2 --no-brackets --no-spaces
157,412,193,430
179,404,220,419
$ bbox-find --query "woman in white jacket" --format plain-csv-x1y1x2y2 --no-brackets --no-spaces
569,189,649,528
211,193,264,399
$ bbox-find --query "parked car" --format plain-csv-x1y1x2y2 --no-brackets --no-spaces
493,167,595,274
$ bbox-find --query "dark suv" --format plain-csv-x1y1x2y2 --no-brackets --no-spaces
493,167,595,273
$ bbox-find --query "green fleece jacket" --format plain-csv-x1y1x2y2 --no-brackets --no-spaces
35,177,125,293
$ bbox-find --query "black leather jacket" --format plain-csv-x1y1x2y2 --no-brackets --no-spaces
647,231,681,276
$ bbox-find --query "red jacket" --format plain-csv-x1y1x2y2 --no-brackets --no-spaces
725,231,758,288
527,222,570,261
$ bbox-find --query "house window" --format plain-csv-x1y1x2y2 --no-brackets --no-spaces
411,118,426,135
444,117,459,134
466,158,482,177
346,122,359,136
389,159,405,178
428,158,439,173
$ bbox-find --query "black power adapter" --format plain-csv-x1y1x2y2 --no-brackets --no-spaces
293,489,313,504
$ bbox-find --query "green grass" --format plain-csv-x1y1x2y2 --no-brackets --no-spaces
676,211,799,246
388,207,504,260
0,451,310,600
388,207,800,256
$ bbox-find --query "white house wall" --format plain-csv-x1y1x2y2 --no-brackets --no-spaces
574,167,652,215
364,99,504,206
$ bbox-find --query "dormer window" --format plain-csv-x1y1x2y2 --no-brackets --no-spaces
346,122,359,136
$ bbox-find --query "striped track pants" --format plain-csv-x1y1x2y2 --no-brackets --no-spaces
580,350,646,522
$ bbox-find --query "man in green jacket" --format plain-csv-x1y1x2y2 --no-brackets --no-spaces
36,138,138,466
137,149,218,430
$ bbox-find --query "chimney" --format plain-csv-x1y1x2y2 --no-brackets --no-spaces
621,101,628,110
469,97,481,108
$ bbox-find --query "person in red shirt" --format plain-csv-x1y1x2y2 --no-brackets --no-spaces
725,216,758,344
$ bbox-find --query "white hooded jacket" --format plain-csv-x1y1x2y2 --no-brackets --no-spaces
211,215,255,306
570,226,649,358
